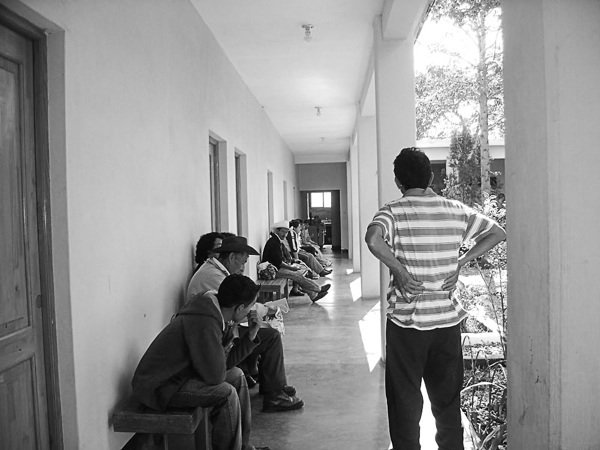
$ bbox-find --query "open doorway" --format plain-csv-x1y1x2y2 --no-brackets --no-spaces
298,190,342,251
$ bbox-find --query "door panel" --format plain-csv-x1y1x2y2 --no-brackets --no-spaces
0,22,50,450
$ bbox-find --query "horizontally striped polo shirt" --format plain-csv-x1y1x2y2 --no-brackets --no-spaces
369,188,495,330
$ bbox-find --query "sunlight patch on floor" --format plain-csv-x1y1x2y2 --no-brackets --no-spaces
358,300,382,372
345,268,354,275
349,277,362,302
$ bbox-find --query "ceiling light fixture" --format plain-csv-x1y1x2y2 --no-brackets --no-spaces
315,106,322,116
302,24,314,42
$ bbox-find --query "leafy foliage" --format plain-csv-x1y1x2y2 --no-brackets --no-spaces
443,128,481,206
460,193,508,449
416,0,504,196
415,65,478,140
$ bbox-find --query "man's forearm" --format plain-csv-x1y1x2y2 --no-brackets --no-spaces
365,225,405,273
459,224,506,268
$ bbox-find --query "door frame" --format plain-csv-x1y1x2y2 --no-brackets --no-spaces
0,5,63,448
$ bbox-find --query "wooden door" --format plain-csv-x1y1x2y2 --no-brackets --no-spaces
0,22,51,450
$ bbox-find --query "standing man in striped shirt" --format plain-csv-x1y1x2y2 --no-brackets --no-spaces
365,147,506,450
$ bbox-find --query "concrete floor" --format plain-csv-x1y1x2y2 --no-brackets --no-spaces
249,249,474,450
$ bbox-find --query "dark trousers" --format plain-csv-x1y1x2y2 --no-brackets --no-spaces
238,326,287,393
385,321,464,450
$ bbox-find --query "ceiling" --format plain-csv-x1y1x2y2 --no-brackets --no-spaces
190,0,429,163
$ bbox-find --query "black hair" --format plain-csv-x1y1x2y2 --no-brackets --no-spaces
195,232,224,267
220,232,236,238
393,147,431,190
217,274,260,308
289,219,300,228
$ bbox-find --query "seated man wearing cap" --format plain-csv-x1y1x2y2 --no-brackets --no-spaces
263,221,330,302
187,234,304,413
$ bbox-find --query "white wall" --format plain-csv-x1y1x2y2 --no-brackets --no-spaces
6,0,296,448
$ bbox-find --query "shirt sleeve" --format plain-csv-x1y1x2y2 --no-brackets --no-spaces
368,205,394,244
462,207,496,243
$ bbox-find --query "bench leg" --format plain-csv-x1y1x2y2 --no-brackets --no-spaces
164,433,195,450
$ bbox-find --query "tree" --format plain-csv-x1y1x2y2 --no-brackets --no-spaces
415,65,478,140
443,128,481,206
422,0,504,198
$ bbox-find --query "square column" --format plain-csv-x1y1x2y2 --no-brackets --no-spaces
504,1,600,447
371,15,418,359
357,115,380,299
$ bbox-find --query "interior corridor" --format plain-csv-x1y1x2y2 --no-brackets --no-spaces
249,250,473,450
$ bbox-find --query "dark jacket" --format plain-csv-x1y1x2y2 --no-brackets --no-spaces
262,232,286,269
131,294,259,411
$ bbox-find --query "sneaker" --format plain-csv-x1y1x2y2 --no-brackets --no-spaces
320,284,331,292
262,391,304,413
319,268,332,276
311,290,329,302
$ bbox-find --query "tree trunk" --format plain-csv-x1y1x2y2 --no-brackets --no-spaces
477,10,491,199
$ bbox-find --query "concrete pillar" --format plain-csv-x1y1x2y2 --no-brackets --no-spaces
373,15,417,205
504,1,600,447
357,115,380,299
372,15,417,359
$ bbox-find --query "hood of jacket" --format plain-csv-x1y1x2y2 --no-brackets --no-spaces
178,292,224,328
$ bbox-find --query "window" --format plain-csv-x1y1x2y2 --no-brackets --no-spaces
310,192,331,208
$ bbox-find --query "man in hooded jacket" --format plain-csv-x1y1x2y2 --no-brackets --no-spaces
132,274,270,450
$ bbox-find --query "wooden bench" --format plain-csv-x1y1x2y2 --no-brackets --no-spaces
256,278,289,303
113,395,211,450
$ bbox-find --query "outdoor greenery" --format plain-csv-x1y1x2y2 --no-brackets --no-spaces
459,194,507,449
416,0,504,196
416,2,508,444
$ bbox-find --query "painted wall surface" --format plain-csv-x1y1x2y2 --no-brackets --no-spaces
505,0,600,447
297,163,349,250
7,0,296,448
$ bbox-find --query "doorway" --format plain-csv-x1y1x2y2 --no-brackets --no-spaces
299,190,342,250
0,10,60,449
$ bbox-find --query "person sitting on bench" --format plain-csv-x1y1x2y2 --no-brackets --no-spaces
286,219,331,277
187,234,303,413
132,274,270,450
263,221,330,302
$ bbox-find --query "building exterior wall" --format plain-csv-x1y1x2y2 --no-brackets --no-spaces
4,0,296,448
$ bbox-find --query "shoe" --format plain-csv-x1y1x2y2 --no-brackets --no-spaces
290,288,304,296
259,385,296,396
311,290,329,302
320,284,331,293
282,385,297,396
245,374,257,388
262,391,304,413
319,268,332,276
